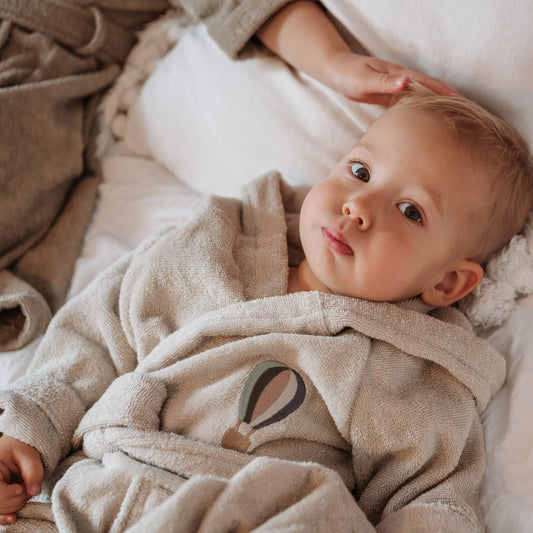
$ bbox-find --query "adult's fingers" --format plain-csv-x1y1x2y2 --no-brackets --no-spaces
403,70,462,97
376,73,410,95
340,73,408,105
371,59,462,98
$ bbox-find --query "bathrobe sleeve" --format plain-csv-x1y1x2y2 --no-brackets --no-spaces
350,346,486,532
375,421,485,532
173,0,292,58
0,250,140,476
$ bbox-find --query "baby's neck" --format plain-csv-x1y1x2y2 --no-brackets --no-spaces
287,266,304,294
287,261,331,294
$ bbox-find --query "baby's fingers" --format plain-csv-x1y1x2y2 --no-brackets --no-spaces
0,514,18,526
14,445,43,497
0,481,28,519
0,461,11,483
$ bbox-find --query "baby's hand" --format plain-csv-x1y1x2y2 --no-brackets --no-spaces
325,51,461,106
0,435,43,525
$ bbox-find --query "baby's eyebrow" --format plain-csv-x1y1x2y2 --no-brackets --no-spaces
423,184,443,217
354,140,374,154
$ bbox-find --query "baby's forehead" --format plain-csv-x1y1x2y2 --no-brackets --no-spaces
362,106,449,142
380,105,490,162
359,110,489,196
354,108,475,162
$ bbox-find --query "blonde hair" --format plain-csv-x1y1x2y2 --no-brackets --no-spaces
395,83,533,264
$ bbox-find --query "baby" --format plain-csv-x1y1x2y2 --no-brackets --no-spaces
0,86,531,531
291,88,531,304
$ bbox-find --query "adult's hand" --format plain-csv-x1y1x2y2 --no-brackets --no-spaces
325,51,460,106
258,1,460,106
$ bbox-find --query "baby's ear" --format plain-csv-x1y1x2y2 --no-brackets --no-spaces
421,260,484,307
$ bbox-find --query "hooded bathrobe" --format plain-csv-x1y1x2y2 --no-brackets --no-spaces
0,174,505,532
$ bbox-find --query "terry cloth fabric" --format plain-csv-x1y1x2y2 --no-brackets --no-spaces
0,174,505,531
0,0,170,350
174,0,291,58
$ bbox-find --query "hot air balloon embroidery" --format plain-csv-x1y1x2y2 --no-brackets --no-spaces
221,360,306,452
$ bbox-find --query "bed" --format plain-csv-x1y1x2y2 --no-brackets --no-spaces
1,1,532,531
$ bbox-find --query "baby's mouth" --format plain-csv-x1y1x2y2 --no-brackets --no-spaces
321,227,354,256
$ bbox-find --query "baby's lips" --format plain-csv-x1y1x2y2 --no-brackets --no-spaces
322,227,354,256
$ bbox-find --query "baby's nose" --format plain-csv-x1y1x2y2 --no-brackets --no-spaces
342,199,372,230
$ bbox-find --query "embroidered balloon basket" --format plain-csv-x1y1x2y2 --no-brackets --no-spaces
221,360,306,453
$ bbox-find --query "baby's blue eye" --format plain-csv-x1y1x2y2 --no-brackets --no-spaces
398,202,422,223
351,163,370,182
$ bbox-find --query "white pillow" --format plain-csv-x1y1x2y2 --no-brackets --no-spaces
325,0,533,149
125,1,533,200
124,23,380,198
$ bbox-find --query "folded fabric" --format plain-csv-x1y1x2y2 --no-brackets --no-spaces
0,270,51,351
0,0,170,350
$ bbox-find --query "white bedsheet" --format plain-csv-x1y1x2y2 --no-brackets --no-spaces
0,150,202,387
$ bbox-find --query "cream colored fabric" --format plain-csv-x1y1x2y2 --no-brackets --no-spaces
0,174,504,531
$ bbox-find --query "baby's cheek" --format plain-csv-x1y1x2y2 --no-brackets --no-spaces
369,248,417,291
374,246,406,276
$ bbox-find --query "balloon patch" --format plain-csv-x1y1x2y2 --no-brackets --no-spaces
221,360,306,452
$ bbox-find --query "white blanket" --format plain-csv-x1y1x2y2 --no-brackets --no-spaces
2,3,533,531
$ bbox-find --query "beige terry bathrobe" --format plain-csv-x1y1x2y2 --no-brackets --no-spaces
0,174,505,532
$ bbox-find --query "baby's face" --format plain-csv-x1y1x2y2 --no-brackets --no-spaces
298,106,486,302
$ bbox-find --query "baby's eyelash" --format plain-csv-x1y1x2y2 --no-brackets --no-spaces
398,202,424,225
348,158,369,168
348,159,371,182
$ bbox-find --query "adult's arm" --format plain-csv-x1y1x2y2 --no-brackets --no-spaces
176,0,460,105
256,1,460,105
